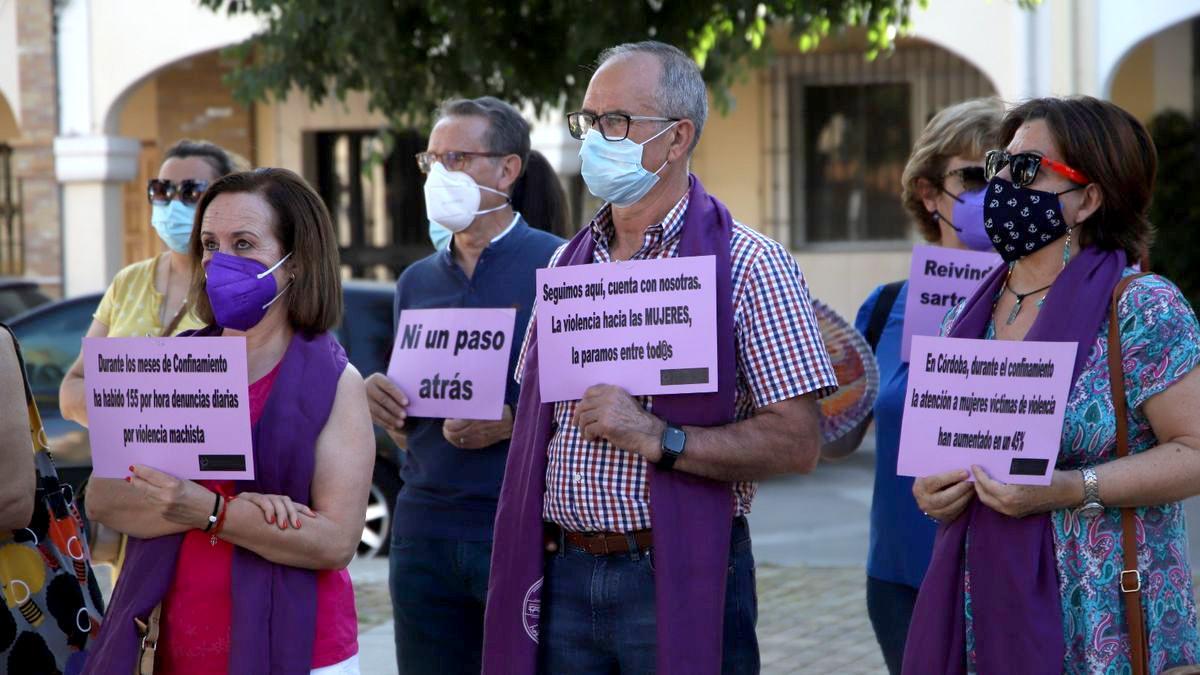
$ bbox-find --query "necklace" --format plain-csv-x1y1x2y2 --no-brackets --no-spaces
1001,265,1052,325
158,253,188,335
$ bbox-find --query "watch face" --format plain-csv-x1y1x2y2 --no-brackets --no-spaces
664,426,686,454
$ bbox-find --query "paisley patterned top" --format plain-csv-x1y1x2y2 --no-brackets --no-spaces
945,270,1200,674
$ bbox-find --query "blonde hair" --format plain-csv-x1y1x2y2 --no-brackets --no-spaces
901,98,1005,242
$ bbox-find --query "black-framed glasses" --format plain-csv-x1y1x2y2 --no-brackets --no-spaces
940,166,988,195
984,149,1090,188
147,179,208,206
415,151,507,174
566,111,680,141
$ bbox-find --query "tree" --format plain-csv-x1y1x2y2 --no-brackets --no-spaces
200,0,997,129
1148,111,1200,311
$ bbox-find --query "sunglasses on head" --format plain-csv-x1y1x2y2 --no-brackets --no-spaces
940,166,988,195
147,179,209,206
984,150,1090,189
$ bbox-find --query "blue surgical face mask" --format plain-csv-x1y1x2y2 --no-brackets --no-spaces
150,201,197,253
428,219,453,251
578,122,679,207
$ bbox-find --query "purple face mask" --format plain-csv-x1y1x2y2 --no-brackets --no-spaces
936,187,993,252
204,251,293,331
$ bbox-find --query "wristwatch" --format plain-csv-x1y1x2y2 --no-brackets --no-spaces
1076,467,1104,518
658,424,686,471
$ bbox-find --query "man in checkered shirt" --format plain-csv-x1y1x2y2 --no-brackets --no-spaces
506,42,837,673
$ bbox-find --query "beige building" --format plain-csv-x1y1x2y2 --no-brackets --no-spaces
1,0,1198,320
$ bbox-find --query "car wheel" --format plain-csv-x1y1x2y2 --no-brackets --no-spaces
360,461,400,557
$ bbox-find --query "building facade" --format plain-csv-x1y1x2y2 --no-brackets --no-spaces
1,0,1198,319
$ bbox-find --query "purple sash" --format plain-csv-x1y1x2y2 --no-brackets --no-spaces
483,175,737,674
84,329,347,675
903,246,1127,674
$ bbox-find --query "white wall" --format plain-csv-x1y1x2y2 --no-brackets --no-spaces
907,0,1027,100
1099,0,1200,97
84,0,262,134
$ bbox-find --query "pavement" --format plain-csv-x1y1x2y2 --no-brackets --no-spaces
351,440,1200,674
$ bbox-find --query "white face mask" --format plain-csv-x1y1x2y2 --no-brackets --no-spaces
422,162,509,232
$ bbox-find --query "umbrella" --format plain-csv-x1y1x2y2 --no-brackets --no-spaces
812,298,879,443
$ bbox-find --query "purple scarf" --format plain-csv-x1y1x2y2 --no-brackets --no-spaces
483,175,737,675
903,246,1127,674
85,329,347,675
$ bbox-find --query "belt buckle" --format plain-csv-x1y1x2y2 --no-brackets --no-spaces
596,534,611,556
1120,569,1142,593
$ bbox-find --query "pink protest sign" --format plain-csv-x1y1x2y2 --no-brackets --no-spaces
897,336,1077,485
386,308,517,420
535,255,718,403
901,245,1001,361
83,336,254,480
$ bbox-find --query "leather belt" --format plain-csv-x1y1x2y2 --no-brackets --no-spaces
545,524,654,555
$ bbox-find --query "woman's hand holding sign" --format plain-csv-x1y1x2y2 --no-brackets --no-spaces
126,464,217,529
912,469,974,523
971,465,1082,519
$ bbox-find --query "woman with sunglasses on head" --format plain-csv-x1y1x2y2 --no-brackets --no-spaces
905,97,1200,674
59,140,237,426
820,98,1003,675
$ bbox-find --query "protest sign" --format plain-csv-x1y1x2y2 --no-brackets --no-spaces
386,307,517,420
83,336,253,480
535,255,718,403
901,245,1001,361
897,335,1076,485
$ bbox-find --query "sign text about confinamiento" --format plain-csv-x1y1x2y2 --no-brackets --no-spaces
84,336,254,480
897,336,1076,485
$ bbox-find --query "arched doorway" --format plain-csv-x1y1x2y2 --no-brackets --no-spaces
1108,16,1200,123
0,93,21,275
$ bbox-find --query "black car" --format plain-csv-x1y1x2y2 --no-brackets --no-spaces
0,277,52,320
6,279,403,557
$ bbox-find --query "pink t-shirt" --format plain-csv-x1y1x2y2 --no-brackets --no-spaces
157,362,358,673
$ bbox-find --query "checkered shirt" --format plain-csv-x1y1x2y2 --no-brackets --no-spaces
516,194,838,533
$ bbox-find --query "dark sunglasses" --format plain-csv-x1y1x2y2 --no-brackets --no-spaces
147,179,209,206
984,150,1090,189
940,166,988,195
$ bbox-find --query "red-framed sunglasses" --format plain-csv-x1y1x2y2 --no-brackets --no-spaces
984,150,1090,188
147,179,209,206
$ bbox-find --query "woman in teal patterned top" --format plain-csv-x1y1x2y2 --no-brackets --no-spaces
913,96,1200,674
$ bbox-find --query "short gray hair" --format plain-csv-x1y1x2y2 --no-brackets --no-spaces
436,96,531,170
597,41,708,153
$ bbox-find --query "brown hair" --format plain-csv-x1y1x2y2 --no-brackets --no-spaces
999,96,1156,259
188,168,343,332
901,98,1005,242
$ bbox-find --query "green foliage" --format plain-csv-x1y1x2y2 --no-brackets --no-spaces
199,0,969,128
1148,110,1200,311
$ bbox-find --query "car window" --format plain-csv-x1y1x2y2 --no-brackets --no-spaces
342,288,395,376
0,286,51,321
10,297,101,401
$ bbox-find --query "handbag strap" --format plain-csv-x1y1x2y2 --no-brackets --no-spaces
1107,272,1151,675
0,322,50,455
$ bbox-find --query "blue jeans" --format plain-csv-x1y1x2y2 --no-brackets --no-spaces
865,575,920,675
539,517,759,674
388,535,492,675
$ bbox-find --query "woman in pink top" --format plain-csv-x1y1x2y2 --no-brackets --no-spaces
86,168,375,674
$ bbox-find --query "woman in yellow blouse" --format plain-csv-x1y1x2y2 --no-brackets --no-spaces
58,140,236,425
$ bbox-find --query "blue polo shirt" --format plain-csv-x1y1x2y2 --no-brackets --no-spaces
855,281,938,588
392,216,563,541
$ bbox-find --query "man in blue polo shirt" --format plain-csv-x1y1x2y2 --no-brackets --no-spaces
364,96,564,675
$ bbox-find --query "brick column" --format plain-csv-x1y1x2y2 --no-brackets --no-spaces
13,0,61,286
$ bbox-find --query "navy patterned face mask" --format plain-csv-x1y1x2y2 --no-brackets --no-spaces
983,177,1082,263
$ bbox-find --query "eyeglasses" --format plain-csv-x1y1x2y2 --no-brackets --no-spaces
415,151,507,174
984,150,1090,188
566,111,680,141
147,179,209,206
940,166,988,194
